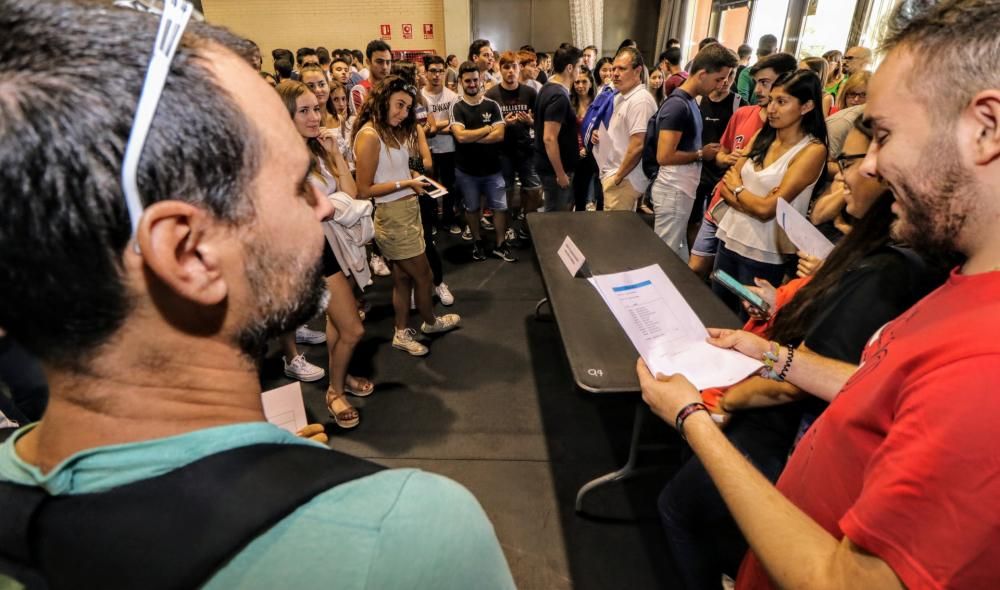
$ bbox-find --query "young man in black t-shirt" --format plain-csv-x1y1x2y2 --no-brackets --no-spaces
450,62,516,262
486,51,539,242
533,45,582,212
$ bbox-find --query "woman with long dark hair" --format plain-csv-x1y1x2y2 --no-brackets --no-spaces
571,66,599,211
713,69,829,313
277,80,374,429
658,117,947,589
352,76,461,356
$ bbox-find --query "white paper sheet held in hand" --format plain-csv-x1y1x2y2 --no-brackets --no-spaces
776,199,835,260
589,264,761,390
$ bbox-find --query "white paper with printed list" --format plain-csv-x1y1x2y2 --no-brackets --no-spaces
588,264,761,390
776,199,835,260
261,382,308,434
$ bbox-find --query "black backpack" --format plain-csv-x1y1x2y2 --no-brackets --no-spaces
641,93,698,180
0,443,384,590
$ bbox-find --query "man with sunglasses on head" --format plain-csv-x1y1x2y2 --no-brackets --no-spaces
0,1,516,588
595,45,658,211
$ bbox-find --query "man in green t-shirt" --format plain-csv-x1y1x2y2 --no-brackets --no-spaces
736,33,778,104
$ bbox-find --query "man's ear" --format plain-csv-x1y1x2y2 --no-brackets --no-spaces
134,200,229,306
967,90,1000,166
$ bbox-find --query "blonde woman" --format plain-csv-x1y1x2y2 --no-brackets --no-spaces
277,80,374,429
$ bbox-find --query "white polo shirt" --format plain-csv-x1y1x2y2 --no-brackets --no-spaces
598,83,657,193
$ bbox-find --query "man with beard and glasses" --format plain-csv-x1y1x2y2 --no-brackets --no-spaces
638,1,1000,588
0,2,515,588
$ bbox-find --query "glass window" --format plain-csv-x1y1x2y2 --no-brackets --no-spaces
717,6,751,51
797,0,860,58
856,0,903,68
746,0,791,55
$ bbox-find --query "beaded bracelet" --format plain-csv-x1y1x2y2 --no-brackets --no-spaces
675,402,709,441
778,345,795,382
762,341,781,380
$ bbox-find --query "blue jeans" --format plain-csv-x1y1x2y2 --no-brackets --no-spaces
539,172,574,212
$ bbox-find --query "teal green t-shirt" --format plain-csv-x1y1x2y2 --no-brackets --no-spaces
736,66,756,105
0,423,516,590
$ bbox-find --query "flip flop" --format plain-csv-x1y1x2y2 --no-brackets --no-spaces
345,375,375,397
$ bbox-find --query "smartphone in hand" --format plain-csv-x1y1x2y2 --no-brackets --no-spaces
711,269,771,316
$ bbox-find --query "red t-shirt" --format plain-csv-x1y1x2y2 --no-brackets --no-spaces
350,79,372,114
705,105,766,220
736,269,1000,590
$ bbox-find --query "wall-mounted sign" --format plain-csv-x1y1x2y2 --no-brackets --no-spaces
402,23,413,39
423,23,434,39
380,24,391,39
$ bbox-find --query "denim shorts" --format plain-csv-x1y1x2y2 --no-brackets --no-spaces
499,153,542,191
690,216,719,257
455,169,507,212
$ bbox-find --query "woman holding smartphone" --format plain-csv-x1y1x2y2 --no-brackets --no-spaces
353,76,461,356
277,80,374,429
656,116,948,588
713,70,829,314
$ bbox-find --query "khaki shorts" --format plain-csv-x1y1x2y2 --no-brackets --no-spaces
602,176,642,212
374,196,424,261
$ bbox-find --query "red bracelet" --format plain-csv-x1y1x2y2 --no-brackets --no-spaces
675,402,709,441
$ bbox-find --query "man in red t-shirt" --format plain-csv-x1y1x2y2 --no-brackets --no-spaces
350,39,392,114
639,1,1000,588
688,52,798,278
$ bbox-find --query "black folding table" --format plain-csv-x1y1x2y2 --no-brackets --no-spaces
527,211,742,512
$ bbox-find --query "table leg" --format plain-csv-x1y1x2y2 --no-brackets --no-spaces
534,297,550,319
575,402,645,513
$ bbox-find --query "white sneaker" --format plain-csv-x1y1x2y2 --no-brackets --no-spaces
435,282,455,306
370,254,391,276
421,313,461,334
392,328,429,356
295,325,327,345
461,227,473,241
585,202,597,212
283,354,326,382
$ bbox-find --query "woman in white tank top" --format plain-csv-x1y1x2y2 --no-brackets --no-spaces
278,80,373,429
353,76,461,356
714,70,829,314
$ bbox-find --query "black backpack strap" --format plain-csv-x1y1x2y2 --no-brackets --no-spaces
0,443,385,590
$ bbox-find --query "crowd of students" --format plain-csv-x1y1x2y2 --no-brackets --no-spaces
1,0,999,587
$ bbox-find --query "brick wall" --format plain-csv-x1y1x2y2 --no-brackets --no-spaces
202,0,447,73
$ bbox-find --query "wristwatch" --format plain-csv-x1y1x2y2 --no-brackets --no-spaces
696,149,704,162
733,185,745,200
395,181,401,190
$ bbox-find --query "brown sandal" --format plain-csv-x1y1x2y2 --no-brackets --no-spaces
326,389,360,429
345,375,375,397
